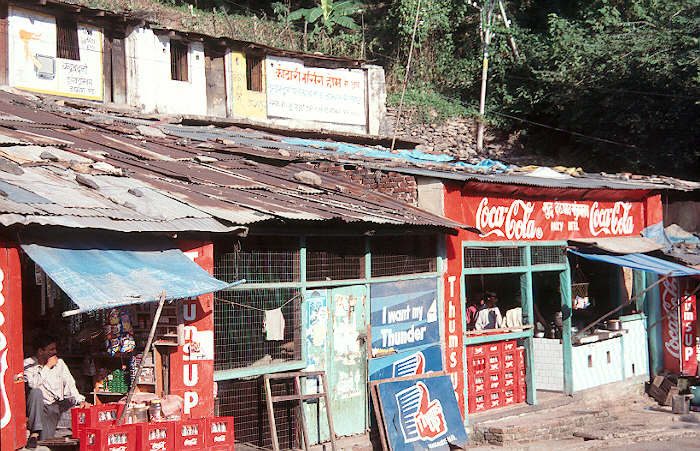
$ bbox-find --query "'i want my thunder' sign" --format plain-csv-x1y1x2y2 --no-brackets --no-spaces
370,278,440,355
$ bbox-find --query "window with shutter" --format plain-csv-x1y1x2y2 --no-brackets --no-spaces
245,55,263,92
56,19,80,60
170,41,189,81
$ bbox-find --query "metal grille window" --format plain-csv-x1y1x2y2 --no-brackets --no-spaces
56,19,80,60
531,245,566,265
371,235,437,277
217,378,300,449
464,246,525,268
246,55,263,91
214,288,302,371
215,236,300,284
170,41,188,81
306,236,365,281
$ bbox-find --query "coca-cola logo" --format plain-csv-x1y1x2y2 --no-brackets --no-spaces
184,438,198,446
109,447,127,451
661,278,680,359
476,198,543,240
589,202,634,236
150,441,166,450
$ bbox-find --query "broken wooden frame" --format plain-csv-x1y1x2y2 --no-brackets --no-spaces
263,370,337,451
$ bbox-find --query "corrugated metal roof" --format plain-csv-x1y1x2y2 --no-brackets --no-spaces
0,92,465,232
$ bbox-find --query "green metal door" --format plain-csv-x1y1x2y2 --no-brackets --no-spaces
327,285,368,437
304,285,368,443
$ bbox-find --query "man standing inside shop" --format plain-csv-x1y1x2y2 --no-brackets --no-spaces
23,333,91,448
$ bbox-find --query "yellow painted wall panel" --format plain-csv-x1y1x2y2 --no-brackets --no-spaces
229,51,267,119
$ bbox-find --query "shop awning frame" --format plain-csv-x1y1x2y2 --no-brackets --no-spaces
568,249,700,338
20,236,238,315
568,250,700,277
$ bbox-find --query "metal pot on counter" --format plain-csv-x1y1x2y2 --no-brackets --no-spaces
605,319,622,331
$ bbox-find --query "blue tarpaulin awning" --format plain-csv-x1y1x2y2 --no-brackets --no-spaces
21,236,234,314
568,250,700,277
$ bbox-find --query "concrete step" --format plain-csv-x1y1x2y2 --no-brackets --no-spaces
474,408,616,446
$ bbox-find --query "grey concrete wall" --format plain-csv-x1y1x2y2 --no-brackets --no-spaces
416,176,445,216
364,64,388,136
664,200,700,234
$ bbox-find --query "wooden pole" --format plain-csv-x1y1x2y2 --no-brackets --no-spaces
498,0,519,58
476,0,496,154
117,291,167,425
574,274,671,339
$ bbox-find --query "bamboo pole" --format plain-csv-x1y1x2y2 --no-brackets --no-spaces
117,291,167,425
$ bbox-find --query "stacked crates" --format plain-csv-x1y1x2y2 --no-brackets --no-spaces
467,340,526,413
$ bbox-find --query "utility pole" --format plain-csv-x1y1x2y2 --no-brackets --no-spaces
476,0,497,154
498,0,519,59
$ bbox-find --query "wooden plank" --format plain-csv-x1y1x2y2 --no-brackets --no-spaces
294,376,310,451
0,3,8,86
204,51,227,117
369,384,389,451
110,37,127,104
102,34,112,103
271,393,323,403
320,372,338,451
263,375,281,451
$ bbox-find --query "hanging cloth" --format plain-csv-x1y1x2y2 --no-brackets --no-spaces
263,308,285,341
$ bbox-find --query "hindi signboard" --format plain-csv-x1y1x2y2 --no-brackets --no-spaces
265,56,366,126
8,7,103,101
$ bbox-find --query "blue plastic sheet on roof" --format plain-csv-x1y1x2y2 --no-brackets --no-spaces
21,236,234,313
282,138,456,164
453,159,508,172
568,249,700,277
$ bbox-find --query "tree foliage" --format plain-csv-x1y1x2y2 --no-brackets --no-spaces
374,0,699,178
154,0,698,178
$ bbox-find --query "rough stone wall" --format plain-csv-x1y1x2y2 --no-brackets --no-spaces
309,161,418,205
386,106,526,163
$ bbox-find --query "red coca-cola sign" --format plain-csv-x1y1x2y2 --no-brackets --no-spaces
464,196,644,241
661,278,697,375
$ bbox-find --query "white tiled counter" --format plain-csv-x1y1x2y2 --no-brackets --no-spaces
533,338,564,391
533,314,649,393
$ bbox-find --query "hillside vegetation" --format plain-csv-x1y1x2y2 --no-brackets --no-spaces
77,0,698,179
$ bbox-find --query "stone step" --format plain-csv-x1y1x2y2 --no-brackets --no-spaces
474,408,618,446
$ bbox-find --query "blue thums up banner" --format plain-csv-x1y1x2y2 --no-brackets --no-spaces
369,344,443,381
370,278,440,355
376,375,468,451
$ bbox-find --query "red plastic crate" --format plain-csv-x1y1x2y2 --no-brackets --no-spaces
486,354,501,372
503,389,516,406
503,369,516,388
502,340,517,352
485,342,502,356
466,344,489,357
517,346,525,365
131,421,175,451
487,390,502,409
175,418,206,450
72,403,125,439
517,385,526,403
205,417,235,448
503,352,517,370
468,374,487,394
467,356,487,376
468,393,487,413
81,425,136,451
486,372,502,391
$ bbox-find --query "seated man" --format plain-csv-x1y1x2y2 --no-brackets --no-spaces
24,333,90,448
474,291,503,330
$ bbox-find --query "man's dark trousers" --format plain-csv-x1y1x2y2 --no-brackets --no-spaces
26,388,72,440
